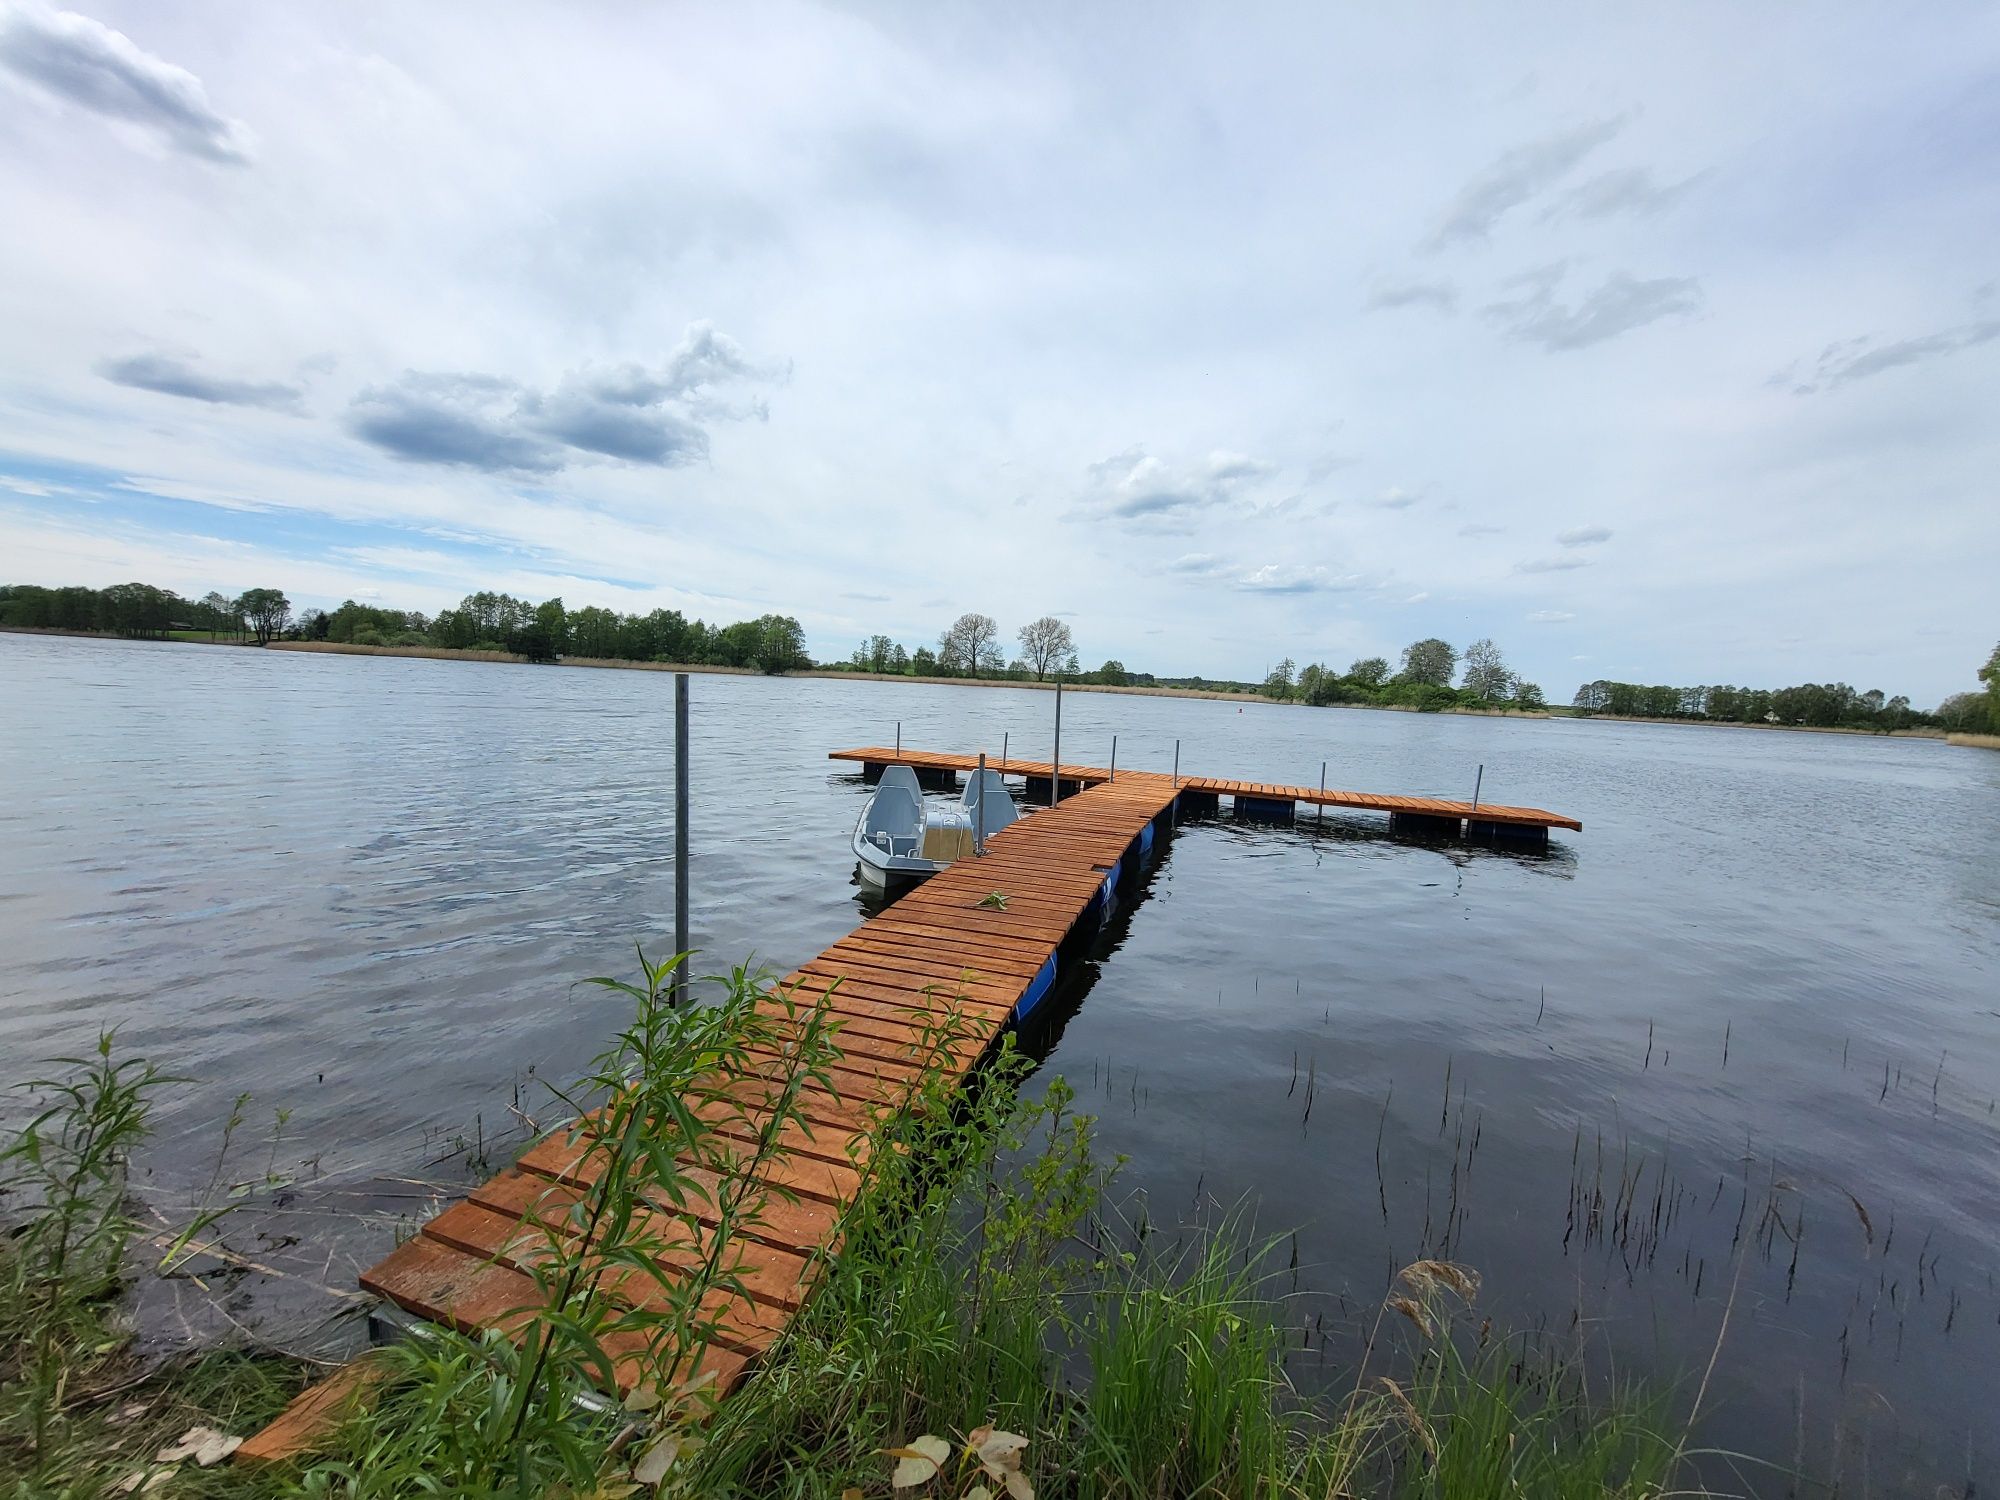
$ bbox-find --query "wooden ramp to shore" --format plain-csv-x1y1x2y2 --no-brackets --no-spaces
828,746,1584,837
327,773,1181,1414
249,746,1575,1458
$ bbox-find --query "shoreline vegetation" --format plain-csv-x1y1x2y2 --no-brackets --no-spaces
3,576,1994,741
1,954,1722,1497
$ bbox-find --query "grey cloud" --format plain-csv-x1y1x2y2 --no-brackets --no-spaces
1082,447,1278,524
1166,553,1229,577
1789,319,2000,394
1557,524,1612,546
0,4,253,164
348,323,774,473
1528,609,1576,623
350,374,563,473
1549,166,1693,221
1367,278,1458,313
1485,270,1702,350
1430,117,1622,247
1458,522,1506,538
97,352,302,412
1367,486,1423,510
1515,555,1590,573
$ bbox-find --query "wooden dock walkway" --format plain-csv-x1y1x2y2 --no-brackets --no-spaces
342,771,1182,1409
250,744,1575,1457
827,746,1583,836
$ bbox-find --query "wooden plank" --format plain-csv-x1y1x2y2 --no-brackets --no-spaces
236,1352,393,1466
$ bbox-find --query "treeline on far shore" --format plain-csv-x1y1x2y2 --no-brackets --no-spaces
1572,640,1999,734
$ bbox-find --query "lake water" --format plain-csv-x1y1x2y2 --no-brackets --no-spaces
3,632,1997,1491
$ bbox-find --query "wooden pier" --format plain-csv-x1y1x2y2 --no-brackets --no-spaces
248,746,1576,1457
829,746,1583,840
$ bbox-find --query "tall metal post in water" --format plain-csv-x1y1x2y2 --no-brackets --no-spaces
895,721,901,757
673,672,690,1007
1173,739,1180,787
1472,763,1483,813
1002,731,1009,767
1050,678,1063,808
1318,759,1326,827
1110,734,1117,782
975,752,987,855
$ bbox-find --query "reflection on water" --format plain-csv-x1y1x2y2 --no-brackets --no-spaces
3,633,1999,1491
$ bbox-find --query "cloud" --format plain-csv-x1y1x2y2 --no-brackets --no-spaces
1166,552,1229,577
1556,524,1612,546
1366,278,1458,313
1235,563,1373,594
97,353,303,412
1429,117,1622,247
1367,485,1424,510
1081,447,1278,523
1527,609,1576,623
1457,522,1506,538
1547,166,1693,222
1515,555,1590,573
1485,269,1702,350
0,2,254,164
348,322,774,473
1786,319,2000,394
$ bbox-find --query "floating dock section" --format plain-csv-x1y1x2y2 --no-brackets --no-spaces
252,745,1576,1455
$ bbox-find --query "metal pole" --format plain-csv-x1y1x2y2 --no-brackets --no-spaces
1173,738,1180,787
674,673,690,1007
1002,730,1009,769
1051,678,1063,808
975,752,987,855
1110,734,1117,782
1318,759,1326,826
1472,763,1483,812
895,720,901,757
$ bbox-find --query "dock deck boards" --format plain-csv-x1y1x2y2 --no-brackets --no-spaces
826,746,1583,831
348,770,1182,1415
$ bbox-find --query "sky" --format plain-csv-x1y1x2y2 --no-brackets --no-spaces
1,2,1995,703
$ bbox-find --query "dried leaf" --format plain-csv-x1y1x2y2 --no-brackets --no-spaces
1002,1471,1034,1500
623,1383,661,1413
155,1425,241,1466
974,1429,1029,1469
632,1432,680,1485
885,1434,952,1487
1387,1294,1435,1339
967,1489,993,1500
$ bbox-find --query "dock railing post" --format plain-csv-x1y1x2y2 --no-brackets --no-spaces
1173,738,1180,787
1318,759,1326,827
975,752,987,855
1110,734,1117,782
896,721,901,757
1002,730,1008,769
1051,677,1063,808
1472,763,1483,813
673,672,690,1008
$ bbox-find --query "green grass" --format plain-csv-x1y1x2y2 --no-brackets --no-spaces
3,961,1707,1499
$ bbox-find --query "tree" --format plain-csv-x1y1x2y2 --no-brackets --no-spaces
750,614,808,673
940,613,1002,676
200,590,238,639
1981,642,2000,726
1399,638,1456,687
866,634,894,673
235,588,291,646
889,644,909,673
1348,656,1390,688
1262,657,1296,700
534,597,569,657
911,645,938,676
1017,616,1076,680
1460,637,1512,700
1096,659,1128,687
1513,680,1546,709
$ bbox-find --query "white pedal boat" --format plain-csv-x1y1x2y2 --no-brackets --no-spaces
853,765,1019,888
